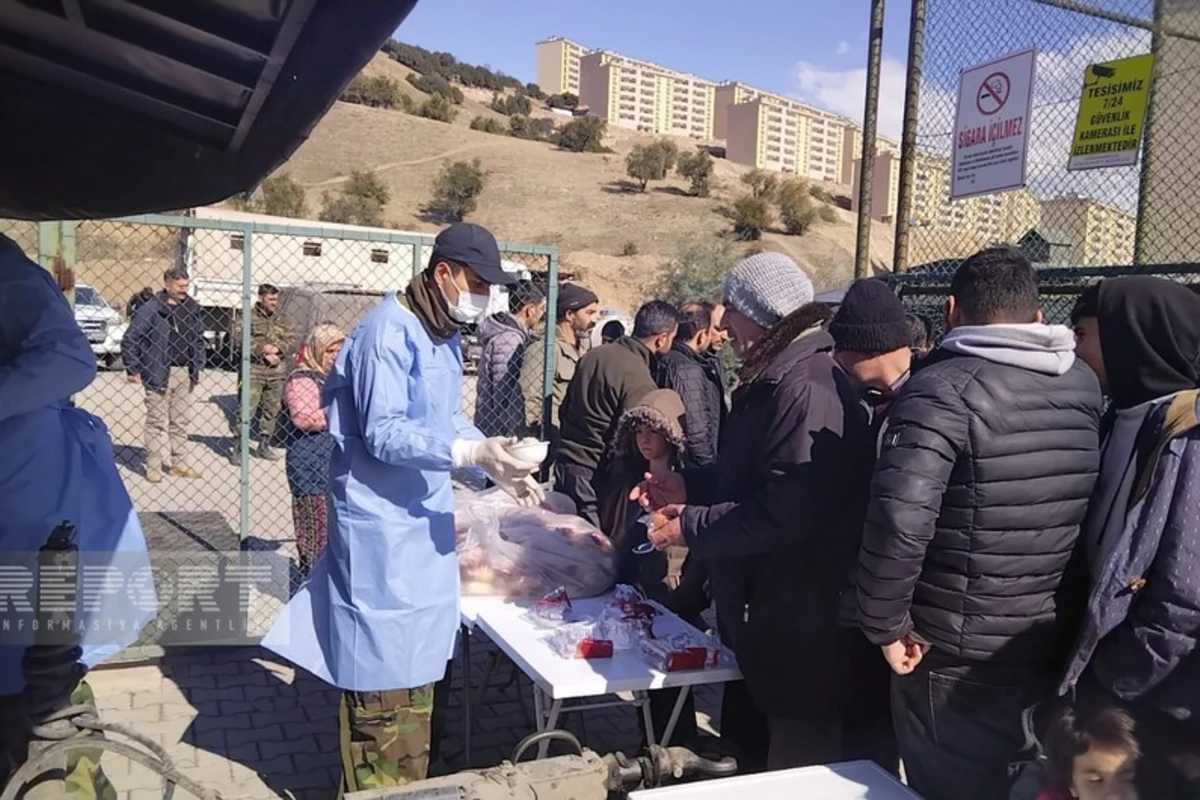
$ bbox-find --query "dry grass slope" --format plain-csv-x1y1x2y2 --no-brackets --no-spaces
249,54,899,309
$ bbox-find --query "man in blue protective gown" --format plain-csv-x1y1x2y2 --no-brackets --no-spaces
0,234,156,797
262,223,545,795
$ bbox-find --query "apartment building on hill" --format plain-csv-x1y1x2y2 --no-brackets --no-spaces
577,50,715,139
535,37,588,96
1041,194,1136,266
851,151,902,222
714,82,852,183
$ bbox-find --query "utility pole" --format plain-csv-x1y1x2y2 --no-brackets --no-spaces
893,0,927,273
855,0,886,280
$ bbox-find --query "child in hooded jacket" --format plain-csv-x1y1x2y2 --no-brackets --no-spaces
609,389,709,746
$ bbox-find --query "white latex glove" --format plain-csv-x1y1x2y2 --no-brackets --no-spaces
452,437,541,499
511,475,547,508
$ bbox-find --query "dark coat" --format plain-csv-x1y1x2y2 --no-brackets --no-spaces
680,305,882,720
557,336,659,471
857,348,1102,668
122,292,205,393
475,312,532,437
656,341,727,467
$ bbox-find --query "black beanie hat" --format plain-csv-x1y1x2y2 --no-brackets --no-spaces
556,282,599,319
828,279,911,353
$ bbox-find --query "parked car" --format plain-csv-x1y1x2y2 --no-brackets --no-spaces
74,282,126,369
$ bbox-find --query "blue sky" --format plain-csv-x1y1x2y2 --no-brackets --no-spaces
395,0,917,130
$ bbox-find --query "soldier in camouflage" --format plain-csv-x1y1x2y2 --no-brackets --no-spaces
338,685,434,796
231,284,297,462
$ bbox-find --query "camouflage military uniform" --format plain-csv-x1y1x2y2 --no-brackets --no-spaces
338,684,434,797
231,303,296,453
0,680,116,800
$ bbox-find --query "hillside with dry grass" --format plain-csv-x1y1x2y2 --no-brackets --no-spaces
227,53,898,309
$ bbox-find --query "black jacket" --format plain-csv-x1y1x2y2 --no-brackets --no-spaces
557,337,658,471
681,307,882,720
857,347,1102,667
122,292,205,393
655,341,727,467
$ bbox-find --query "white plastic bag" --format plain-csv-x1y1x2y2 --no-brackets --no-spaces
454,490,616,598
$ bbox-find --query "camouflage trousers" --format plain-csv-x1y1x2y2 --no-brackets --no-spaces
338,684,434,797
233,368,284,440
0,680,117,800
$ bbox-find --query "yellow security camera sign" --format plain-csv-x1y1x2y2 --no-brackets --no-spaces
1068,53,1155,171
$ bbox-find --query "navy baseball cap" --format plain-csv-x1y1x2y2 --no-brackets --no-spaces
431,222,515,286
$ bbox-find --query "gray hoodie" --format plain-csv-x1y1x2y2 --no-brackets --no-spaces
939,323,1077,376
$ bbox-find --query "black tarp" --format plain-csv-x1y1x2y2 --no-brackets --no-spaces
0,0,419,220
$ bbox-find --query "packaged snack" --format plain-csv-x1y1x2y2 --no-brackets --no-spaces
546,622,614,660
534,586,572,622
640,636,708,672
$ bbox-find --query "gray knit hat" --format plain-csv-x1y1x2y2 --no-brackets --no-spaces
722,252,815,328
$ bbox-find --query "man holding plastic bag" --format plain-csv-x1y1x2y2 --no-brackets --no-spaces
263,223,544,795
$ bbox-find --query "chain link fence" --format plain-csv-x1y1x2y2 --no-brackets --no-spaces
900,0,1199,272
1,214,557,653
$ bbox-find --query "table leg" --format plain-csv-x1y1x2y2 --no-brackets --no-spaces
461,625,473,768
537,697,564,759
660,686,691,747
638,691,657,748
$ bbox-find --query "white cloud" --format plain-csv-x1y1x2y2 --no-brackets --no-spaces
793,28,1149,211
836,41,850,56
793,56,913,139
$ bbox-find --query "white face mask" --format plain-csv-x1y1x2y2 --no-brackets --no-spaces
440,274,490,323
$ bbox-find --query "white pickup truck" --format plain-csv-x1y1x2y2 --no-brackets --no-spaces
73,282,126,369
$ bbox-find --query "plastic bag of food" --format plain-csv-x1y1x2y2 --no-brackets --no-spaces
455,490,617,598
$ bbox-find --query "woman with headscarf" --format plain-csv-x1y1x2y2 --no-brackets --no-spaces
1058,276,1200,787
282,323,345,576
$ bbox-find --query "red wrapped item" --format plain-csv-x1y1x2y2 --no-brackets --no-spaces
640,637,709,672
534,586,573,622
547,622,614,660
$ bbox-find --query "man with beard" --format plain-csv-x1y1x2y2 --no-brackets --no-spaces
639,253,878,772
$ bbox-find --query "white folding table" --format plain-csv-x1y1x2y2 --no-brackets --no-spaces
629,760,922,799
472,594,742,757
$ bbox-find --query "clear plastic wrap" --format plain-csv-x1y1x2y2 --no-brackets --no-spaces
546,621,614,660
455,490,617,598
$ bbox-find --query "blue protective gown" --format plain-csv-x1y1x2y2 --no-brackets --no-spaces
262,294,483,691
0,235,155,695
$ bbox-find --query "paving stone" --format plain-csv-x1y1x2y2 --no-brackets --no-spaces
158,701,199,723
191,728,227,753
227,722,283,749
163,672,217,690
252,706,306,728
222,740,262,764
118,704,164,725
192,712,250,734
188,686,246,704
260,734,320,761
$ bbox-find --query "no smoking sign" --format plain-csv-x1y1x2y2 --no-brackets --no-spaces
976,72,1010,116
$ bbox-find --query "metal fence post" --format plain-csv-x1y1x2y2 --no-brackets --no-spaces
239,225,254,542
413,242,422,282
893,0,927,274
1134,0,1166,266
540,252,560,473
855,0,887,279
37,221,77,304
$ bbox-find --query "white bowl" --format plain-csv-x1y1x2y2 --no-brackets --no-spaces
508,439,549,464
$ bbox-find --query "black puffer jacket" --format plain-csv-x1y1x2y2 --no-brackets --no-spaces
858,333,1102,667
655,341,727,467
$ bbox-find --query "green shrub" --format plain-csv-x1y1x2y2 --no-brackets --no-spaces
677,150,714,197
428,158,486,221
470,116,506,134
490,92,532,117
620,241,639,257
732,195,773,240
407,73,464,104
741,169,779,201
509,115,557,141
555,116,607,153
417,95,458,123
778,178,817,235
341,75,404,109
818,204,840,223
